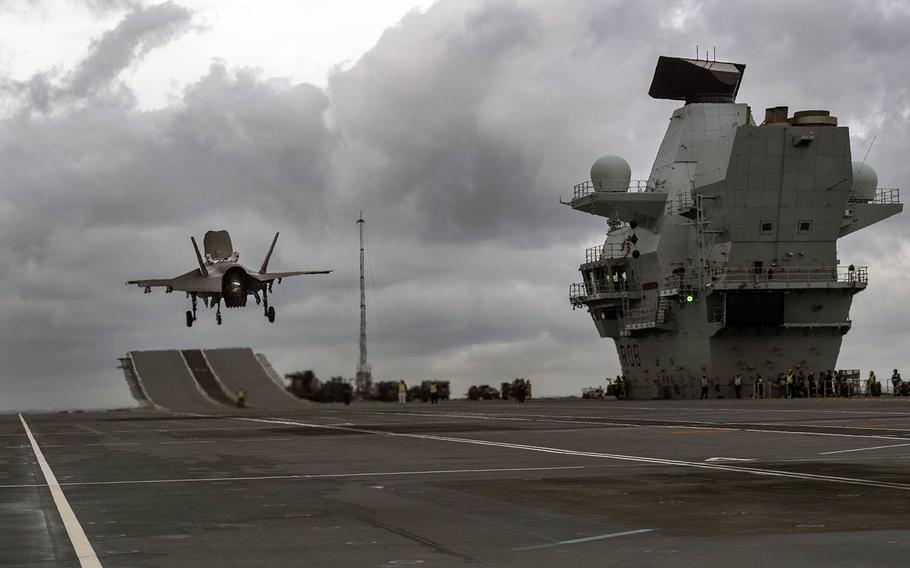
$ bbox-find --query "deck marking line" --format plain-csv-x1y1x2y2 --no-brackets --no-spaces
242,417,910,492
819,442,910,455
512,528,655,551
363,410,645,428
6,437,295,450
369,410,906,440
0,466,588,489
19,414,102,568
741,428,901,441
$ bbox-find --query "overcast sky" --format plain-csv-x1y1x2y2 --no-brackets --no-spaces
1,0,908,411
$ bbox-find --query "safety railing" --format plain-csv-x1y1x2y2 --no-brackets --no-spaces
584,243,630,263
623,306,657,329
568,283,587,305
708,304,725,324
569,280,639,305
849,188,901,205
572,179,653,200
666,191,694,213
709,265,867,287
662,270,702,292
872,188,900,205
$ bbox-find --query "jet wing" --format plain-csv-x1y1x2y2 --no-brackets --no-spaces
252,270,332,282
126,269,217,292
126,278,177,289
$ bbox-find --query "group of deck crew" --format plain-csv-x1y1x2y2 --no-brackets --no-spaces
697,369,904,399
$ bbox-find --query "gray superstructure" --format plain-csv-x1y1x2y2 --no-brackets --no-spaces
566,56,902,399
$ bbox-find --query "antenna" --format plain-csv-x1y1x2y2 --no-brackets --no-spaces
858,108,893,177
713,46,716,61
696,44,699,60
355,212,372,397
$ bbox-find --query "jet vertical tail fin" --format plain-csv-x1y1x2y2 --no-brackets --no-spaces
191,236,209,277
259,232,280,274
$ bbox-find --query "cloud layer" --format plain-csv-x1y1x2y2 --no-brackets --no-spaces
1,0,908,411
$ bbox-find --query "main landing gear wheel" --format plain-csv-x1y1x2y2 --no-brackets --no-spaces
267,306,276,323
185,310,194,328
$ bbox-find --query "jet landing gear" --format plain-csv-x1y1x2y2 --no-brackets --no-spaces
215,301,222,326
186,294,199,328
263,288,276,323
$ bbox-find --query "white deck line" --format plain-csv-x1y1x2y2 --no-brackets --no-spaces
127,352,162,411
198,349,237,403
819,442,910,455
179,349,227,406
18,414,102,568
0,465,589,489
243,417,910,492
365,410,906,441
511,528,655,551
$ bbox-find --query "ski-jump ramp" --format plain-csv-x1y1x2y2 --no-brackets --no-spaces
122,348,303,412
203,348,306,410
128,350,226,414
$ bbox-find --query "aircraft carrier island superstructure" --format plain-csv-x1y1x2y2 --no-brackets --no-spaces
566,56,902,399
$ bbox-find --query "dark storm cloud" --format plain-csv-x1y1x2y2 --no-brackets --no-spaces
1,1,191,112
80,0,142,12
0,1,143,14
1,0,909,411
66,1,191,99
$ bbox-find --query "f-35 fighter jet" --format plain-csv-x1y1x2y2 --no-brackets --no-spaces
127,230,331,327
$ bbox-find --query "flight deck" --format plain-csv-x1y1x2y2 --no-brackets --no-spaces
4,399,910,567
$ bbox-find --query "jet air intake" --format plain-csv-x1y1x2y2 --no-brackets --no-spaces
222,267,249,308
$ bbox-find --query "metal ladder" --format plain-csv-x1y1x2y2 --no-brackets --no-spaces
655,296,672,324
694,193,722,286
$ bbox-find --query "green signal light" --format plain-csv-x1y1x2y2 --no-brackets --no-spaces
685,295,694,302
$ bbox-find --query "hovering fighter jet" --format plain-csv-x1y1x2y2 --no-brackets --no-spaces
127,230,331,327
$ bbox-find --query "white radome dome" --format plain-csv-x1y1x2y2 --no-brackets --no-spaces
591,155,631,192
851,161,878,201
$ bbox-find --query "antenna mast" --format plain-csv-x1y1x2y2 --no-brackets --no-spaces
355,212,372,396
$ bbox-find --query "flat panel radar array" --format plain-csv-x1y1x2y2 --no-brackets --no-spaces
565,55,902,399
648,56,745,103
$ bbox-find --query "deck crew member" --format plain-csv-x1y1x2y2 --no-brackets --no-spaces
236,387,246,409
700,374,709,399
398,380,407,403
892,369,902,396
733,373,743,399
430,381,439,404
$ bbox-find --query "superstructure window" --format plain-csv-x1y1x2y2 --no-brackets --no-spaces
760,221,774,234
798,220,812,234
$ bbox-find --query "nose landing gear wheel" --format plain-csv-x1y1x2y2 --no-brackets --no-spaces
267,306,276,323
185,310,194,328
216,313,223,326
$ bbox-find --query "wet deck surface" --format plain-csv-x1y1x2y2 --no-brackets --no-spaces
4,398,910,567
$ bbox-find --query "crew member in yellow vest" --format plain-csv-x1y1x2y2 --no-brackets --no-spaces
785,370,794,399
429,381,439,404
398,380,407,404
236,387,246,409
